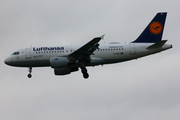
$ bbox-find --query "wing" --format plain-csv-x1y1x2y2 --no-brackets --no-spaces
68,35,105,61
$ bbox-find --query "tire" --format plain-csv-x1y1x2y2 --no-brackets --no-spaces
27,74,32,78
83,73,89,79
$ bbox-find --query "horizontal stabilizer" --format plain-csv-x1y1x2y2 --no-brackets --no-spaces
146,40,167,49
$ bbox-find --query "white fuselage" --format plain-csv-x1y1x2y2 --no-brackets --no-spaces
4,12,172,78
4,43,172,68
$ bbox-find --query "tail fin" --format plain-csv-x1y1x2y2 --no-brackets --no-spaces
132,12,167,43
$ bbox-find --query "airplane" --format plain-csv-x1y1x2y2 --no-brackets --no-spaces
4,12,172,79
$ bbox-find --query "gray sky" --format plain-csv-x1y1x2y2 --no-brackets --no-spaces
1,0,180,120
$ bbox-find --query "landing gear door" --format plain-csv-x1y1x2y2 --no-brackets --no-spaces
129,43,136,55
25,48,31,59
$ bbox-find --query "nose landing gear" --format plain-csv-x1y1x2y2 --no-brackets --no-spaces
27,67,32,78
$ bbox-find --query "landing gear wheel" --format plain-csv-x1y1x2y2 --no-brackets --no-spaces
80,66,89,79
27,74,32,78
27,67,32,78
83,73,89,79
81,67,87,73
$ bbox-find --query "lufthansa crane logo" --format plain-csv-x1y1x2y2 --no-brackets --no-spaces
149,21,163,35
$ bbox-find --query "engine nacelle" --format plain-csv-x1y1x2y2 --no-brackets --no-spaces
50,57,69,68
54,67,78,75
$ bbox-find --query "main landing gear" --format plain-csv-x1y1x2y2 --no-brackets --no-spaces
27,67,32,78
81,67,89,79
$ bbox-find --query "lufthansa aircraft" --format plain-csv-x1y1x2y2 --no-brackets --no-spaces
4,12,172,79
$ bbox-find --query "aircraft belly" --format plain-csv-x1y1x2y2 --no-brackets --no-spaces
7,60,50,67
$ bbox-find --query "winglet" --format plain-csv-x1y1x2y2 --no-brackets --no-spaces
100,34,105,39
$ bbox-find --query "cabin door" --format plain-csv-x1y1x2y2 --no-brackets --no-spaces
25,48,31,59
129,43,136,55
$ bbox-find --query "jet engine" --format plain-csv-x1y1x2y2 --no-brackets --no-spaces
54,67,78,75
50,57,69,68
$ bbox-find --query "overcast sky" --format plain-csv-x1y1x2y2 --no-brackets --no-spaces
1,0,180,120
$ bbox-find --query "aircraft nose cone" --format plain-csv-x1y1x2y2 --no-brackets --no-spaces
4,57,11,65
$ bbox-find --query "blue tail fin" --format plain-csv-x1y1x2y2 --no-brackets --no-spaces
132,12,167,43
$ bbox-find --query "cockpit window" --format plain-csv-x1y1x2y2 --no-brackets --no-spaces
12,52,20,55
